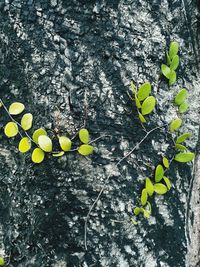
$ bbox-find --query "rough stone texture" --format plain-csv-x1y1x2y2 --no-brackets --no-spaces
0,0,200,266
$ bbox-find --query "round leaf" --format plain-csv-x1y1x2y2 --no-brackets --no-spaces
52,151,65,157
163,176,171,190
179,101,189,113
163,157,169,168
154,183,168,195
32,128,47,144
0,257,5,266
141,96,156,115
169,118,182,132
169,41,179,59
32,148,45,163
21,113,33,130
79,128,89,144
78,144,94,156
176,133,192,144
145,178,154,196
138,112,146,123
18,137,31,153
169,70,177,85
134,207,142,216
137,82,151,101
175,89,188,105
170,55,179,71
9,102,25,115
141,188,148,206
4,122,18,137
38,135,52,152
59,136,72,151
155,164,164,183
175,152,195,163
161,64,171,79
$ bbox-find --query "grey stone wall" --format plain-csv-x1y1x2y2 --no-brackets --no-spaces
0,0,200,266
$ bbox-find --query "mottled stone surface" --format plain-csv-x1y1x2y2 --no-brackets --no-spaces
0,0,200,266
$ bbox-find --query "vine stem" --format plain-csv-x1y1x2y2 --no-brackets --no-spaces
0,98,35,143
84,123,168,250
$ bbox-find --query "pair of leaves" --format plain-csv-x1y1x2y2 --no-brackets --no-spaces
174,89,189,113
161,65,177,85
134,201,151,218
78,128,94,156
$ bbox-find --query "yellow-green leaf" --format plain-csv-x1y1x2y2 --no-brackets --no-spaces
141,208,151,218
176,133,192,144
32,148,45,163
18,137,31,153
138,112,146,123
52,151,65,157
175,144,187,151
169,70,177,85
0,257,5,266
134,207,142,216
163,176,171,190
79,128,89,144
141,96,156,115
154,183,168,194
145,178,154,196
131,218,138,225
169,41,179,59
32,128,47,144
137,82,151,101
166,52,171,65
170,55,179,71
0,102,3,108
155,164,164,183
4,122,18,137
38,135,52,152
175,89,188,105
59,136,72,151
163,157,169,168
169,118,182,132
179,102,189,113
9,102,25,115
135,95,142,108
21,113,33,130
78,144,94,156
161,64,171,79
141,188,148,206
175,152,195,162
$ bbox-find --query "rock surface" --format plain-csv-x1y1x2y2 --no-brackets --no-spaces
0,0,200,266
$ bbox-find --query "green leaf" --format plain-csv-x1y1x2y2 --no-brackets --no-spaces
135,95,142,108
141,188,148,206
32,148,45,163
170,55,179,71
146,201,152,214
179,101,189,113
155,164,164,182
176,133,192,144
0,257,5,266
166,52,171,66
138,112,146,123
169,41,179,59
175,144,187,151
21,113,33,130
4,122,18,137
18,137,31,153
9,102,25,115
169,70,177,85
175,89,188,105
161,64,171,79
145,178,154,196
141,96,156,115
52,151,65,157
163,157,169,168
131,218,138,225
169,118,182,132
32,128,47,144
142,208,151,218
38,135,53,152
175,152,195,162
137,82,151,101
163,176,171,190
78,144,94,156
59,136,72,151
79,128,89,144
134,207,142,216
154,183,168,195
